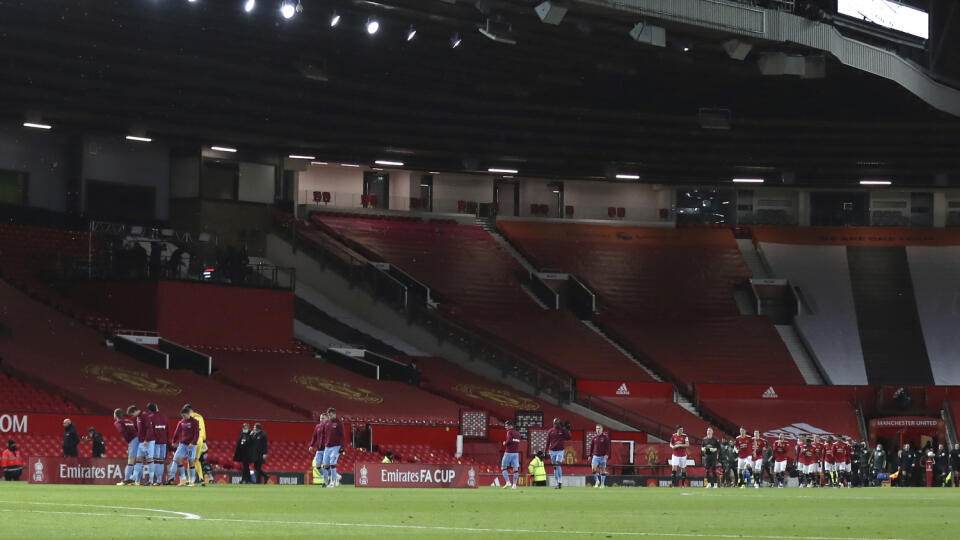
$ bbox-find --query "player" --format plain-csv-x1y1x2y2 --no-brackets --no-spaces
771,433,789,488
307,412,329,485
734,427,752,488
590,424,610,489
169,405,200,486
823,436,837,487
113,407,139,485
811,434,823,488
750,430,767,488
544,418,571,489
321,408,345,487
701,427,720,489
132,403,154,486
837,437,853,488
147,403,168,486
500,420,522,489
186,405,207,485
669,425,689,487
798,437,817,488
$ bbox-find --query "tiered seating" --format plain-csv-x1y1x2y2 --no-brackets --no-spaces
412,357,596,429
206,439,384,473
498,221,802,386
0,223,122,333
0,279,307,420
589,396,722,439
316,216,653,381
378,443,499,473
695,385,861,440
0,372,87,413
210,350,463,425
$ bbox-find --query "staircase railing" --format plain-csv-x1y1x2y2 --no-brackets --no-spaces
943,400,958,448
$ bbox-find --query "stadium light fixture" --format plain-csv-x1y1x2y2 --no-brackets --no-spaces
280,0,296,19
310,161,328,165
450,33,462,48
407,26,417,41
288,154,316,160
243,0,255,13
732,178,764,183
340,163,360,167
428,171,440,174
330,12,341,27
366,19,380,35
211,146,237,153
489,167,518,174
616,174,640,180
860,180,892,186
125,135,152,143
23,122,52,130
375,160,404,167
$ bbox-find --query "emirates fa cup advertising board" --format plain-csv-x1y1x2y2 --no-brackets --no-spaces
28,457,129,485
354,463,478,488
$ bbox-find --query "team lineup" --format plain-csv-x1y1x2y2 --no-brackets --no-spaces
112,403,205,486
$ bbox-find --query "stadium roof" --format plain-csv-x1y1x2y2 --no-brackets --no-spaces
1,0,959,186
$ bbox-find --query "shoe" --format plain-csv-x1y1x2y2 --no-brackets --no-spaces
186,482,195,487
511,484,517,490
503,482,511,489
164,478,175,486
754,484,759,489
558,483,562,489
116,481,126,486
554,485,561,489
593,483,599,489
177,480,187,486
599,484,605,489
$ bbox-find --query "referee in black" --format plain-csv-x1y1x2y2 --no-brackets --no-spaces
701,427,720,488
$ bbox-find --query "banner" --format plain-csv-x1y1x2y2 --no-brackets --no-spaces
576,381,672,399
869,416,945,449
354,463,478,488
695,384,857,402
27,456,128,484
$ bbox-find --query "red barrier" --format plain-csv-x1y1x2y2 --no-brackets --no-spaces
27,456,128,484
695,384,857,401
576,381,673,399
355,463,479,488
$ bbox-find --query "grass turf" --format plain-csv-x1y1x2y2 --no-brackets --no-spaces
0,483,958,539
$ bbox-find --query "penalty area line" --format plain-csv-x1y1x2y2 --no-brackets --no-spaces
0,504,909,540
0,500,201,520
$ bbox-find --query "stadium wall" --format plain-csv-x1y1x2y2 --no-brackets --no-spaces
0,125,72,212
80,133,170,220
66,280,294,348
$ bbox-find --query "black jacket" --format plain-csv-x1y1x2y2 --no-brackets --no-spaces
62,424,80,456
90,431,105,457
234,431,252,462
249,430,268,462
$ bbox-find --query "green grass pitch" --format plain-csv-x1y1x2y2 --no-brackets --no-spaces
1,483,958,539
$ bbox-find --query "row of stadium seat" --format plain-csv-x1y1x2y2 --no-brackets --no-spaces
0,372,87,413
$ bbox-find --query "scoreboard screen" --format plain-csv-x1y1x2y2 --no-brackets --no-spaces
837,0,929,39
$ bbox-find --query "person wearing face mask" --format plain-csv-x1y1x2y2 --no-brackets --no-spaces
234,423,253,484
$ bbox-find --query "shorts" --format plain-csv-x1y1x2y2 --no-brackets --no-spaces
824,461,836,472
842,462,851,472
153,444,167,461
173,444,196,463
803,463,818,475
591,456,607,469
737,457,753,469
703,458,718,470
774,460,787,473
549,450,565,464
322,445,341,467
126,437,140,460
314,450,324,467
670,455,688,468
754,459,763,471
501,452,519,469
137,440,156,460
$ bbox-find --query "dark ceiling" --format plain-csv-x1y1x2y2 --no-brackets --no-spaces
1,0,959,186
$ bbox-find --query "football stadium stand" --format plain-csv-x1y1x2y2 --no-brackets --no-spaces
0,279,306,420
753,227,957,386
315,215,655,382
210,350,463,425
0,372,87,414
496,221,803,387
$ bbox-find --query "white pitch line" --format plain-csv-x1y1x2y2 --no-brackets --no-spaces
0,501,201,520
0,503,911,540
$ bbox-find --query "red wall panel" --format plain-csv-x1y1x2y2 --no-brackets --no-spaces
155,282,293,348
577,380,673,399
68,280,159,330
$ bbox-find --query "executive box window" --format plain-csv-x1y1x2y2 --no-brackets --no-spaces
85,179,156,222
0,170,28,206
201,160,239,200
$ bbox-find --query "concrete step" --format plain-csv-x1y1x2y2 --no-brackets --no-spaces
581,320,663,382
775,324,825,384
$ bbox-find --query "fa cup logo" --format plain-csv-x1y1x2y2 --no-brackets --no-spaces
359,465,368,486
467,467,476,487
33,460,44,482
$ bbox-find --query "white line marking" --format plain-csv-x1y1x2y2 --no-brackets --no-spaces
0,504,909,540
0,501,201,520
